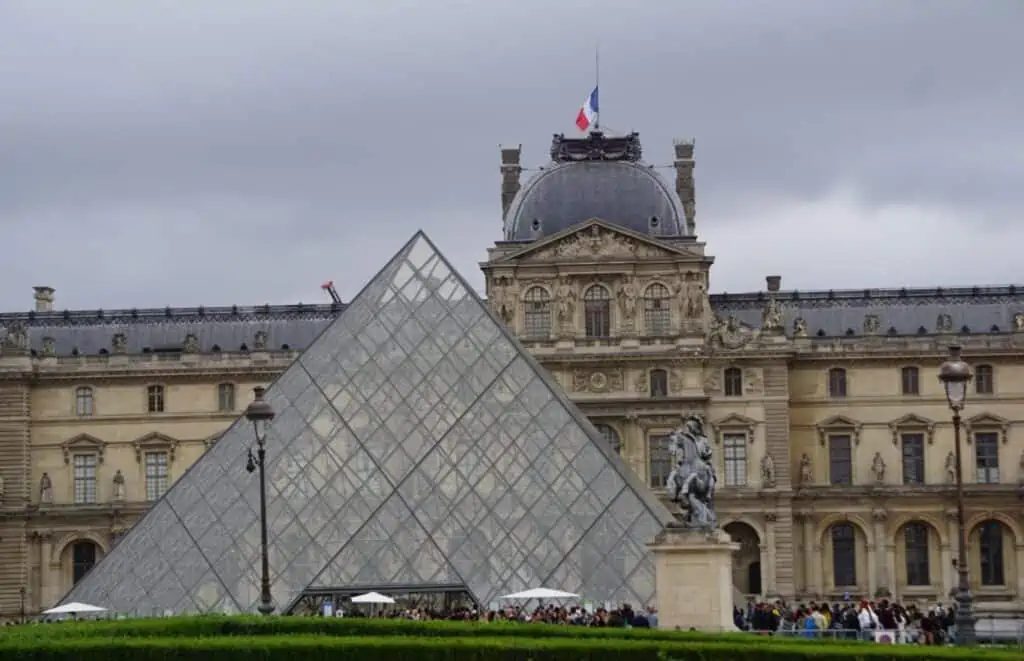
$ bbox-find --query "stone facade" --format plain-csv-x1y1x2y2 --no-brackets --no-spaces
2,132,1024,618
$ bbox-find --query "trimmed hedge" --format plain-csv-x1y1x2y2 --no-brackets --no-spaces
0,635,1019,661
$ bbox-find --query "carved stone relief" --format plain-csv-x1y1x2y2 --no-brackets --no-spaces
1014,312,1024,332
112,332,128,354
793,317,808,337
253,330,268,350
863,314,880,335
936,313,953,333
488,276,518,326
183,333,200,353
572,369,624,394
526,225,675,261
1,322,28,354
743,368,764,394
798,454,813,486
703,369,721,393
871,452,886,484
616,275,639,328
555,277,577,331
709,315,757,349
41,337,56,357
633,371,649,393
762,297,783,332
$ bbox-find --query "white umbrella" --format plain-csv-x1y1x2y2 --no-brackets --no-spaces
43,602,107,615
350,591,396,604
498,588,580,600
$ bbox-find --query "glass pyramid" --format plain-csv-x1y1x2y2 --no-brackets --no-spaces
61,232,674,615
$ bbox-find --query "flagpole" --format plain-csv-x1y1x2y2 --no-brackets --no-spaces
594,44,601,130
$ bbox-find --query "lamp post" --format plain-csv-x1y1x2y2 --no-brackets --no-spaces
938,345,975,645
244,386,276,616
19,586,25,624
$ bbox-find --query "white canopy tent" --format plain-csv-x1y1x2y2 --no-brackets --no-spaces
43,602,108,616
350,591,396,605
498,588,580,600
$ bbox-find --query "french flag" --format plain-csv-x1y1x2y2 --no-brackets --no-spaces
575,86,599,132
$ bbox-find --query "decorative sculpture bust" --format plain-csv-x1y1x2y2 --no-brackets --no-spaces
665,413,718,529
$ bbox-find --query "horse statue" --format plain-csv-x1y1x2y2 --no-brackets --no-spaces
666,413,718,529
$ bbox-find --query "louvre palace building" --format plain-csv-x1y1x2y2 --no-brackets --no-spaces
2,129,1024,618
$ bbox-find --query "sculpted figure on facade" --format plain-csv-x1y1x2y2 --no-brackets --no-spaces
183,333,200,354
488,277,517,326
41,336,56,357
762,296,783,332
1014,312,1024,332
113,469,126,502
112,332,128,354
760,453,776,488
793,317,808,337
616,276,638,324
666,414,718,529
1,321,29,353
253,330,268,351
871,452,886,484
685,282,706,319
39,472,52,505
799,454,813,486
710,315,756,349
555,278,576,327
945,451,956,484
936,313,953,333
863,314,880,335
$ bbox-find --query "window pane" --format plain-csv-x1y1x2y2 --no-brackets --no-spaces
975,433,1000,484
831,524,856,586
828,435,852,485
975,365,994,394
904,523,931,586
522,287,551,339
72,542,98,585
722,434,747,487
648,435,671,488
148,385,165,413
218,383,235,411
979,522,1005,586
724,368,743,397
829,369,847,397
901,367,919,395
643,283,672,335
901,433,925,485
73,454,97,504
145,451,170,501
649,370,668,398
75,387,94,416
584,286,611,338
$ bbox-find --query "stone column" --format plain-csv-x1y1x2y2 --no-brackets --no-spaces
797,512,817,596
872,509,890,595
1015,543,1024,598
36,532,53,611
763,513,778,595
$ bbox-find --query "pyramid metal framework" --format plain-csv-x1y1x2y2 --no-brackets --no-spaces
61,232,674,615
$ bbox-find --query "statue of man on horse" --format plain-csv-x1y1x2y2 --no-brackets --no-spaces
666,413,718,529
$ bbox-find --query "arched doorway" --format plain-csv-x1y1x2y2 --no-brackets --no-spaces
724,522,762,596
70,541,99,585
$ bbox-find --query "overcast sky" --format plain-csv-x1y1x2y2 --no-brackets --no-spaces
1,1,1021,311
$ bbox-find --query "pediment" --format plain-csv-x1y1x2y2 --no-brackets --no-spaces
816,415,863,446
61,434,106,464
965,412,1011,444
888,413,936,445
132,431,179,462
710,413,758,444
496,219,700,264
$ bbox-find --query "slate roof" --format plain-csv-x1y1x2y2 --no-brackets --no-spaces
711,285,1024,338
0,304,342,357
4,287,1024,358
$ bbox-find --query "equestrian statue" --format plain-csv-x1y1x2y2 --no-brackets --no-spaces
666,413,718,529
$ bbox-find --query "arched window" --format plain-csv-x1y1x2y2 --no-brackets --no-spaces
649,369,669,398
978,521,1005,586
522,287,552,339
583,285,611,338
901,366,920,395
831,523,857,587
724,367,743,397
75,386,94,417
828,368,847,398
904,523,930,586
594,424,622,454
643,283,671,335
72,541,98,585
975,364,994,395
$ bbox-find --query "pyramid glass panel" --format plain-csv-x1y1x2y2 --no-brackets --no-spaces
61,232,673,614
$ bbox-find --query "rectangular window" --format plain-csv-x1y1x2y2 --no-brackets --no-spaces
647,435,671,488
145,451,170,501
901,433,926,485
75,387,94,417
975,432,1000,484
722,434,747,487
218,383,236,412
147,385,165,413
901,367,920,395
73,453,97,504
828,435,852,486
904,524,931,586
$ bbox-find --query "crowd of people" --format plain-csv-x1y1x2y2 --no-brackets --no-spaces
736,599,958,644
357,603,660,628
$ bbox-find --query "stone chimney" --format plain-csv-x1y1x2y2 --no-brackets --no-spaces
766,276,782,293
33,286,55,312
673,139,696,234
500,145,522,220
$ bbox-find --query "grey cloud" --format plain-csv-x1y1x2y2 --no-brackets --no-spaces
1,0,1022,310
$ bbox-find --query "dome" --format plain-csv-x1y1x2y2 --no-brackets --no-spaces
503,132,686,241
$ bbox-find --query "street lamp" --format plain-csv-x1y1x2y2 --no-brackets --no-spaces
938,345,975,644
245,386,276,616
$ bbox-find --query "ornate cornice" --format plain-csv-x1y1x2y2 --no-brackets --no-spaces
710,413,759,444
889,413,937,445
964,412,1011,445
61,433,106,464
131,432,180,463
816,414,863,446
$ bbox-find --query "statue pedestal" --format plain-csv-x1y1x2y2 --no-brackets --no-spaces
647,524,740,632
